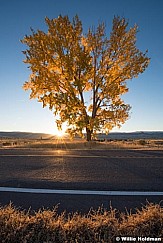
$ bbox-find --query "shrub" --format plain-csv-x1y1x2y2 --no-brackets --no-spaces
138,140,146,145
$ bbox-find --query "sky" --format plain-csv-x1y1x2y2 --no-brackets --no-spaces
0,0,163,135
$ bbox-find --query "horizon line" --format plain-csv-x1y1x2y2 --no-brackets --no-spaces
0,130,163,134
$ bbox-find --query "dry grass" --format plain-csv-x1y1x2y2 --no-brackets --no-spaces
0,202,162,242
1,137,163,150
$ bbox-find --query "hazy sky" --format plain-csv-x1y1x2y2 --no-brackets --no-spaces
0,0,163,134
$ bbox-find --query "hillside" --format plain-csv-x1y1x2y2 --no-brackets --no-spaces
0,131,53,139
0,131,163,140
97,131,163,140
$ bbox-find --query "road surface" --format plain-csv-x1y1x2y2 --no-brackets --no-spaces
0,148,163,213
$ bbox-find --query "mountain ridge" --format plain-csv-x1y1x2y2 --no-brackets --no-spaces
0,131,163,140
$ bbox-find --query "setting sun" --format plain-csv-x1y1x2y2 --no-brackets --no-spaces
50,122,68,138
54,128,66,137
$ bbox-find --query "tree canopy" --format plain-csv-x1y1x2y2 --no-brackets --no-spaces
22,15,150,141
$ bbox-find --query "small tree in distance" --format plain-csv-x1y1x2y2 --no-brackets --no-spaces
22,15,150,141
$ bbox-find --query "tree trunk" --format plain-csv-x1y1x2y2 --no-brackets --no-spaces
86,128,92,141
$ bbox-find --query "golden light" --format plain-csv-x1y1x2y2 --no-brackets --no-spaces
54,128,66,138
51,122,68,138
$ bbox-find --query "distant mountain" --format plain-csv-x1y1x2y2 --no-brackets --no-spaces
0,131,53,139
97,131,163,140
0,131,163,140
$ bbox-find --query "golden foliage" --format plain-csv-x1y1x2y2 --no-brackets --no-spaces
22,15,150,140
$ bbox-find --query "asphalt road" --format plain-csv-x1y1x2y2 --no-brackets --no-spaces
0,148,163,213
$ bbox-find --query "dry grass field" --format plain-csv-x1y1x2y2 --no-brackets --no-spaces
0,137,163,150
0,202,162,242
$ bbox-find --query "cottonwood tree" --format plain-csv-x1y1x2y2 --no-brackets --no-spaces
22,15,150,141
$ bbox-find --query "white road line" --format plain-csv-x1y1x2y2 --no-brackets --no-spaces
0,187,163,196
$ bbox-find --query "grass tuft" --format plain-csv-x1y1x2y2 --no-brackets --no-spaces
0,202,162,242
